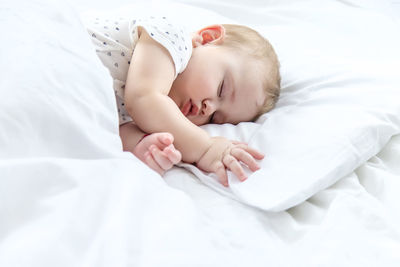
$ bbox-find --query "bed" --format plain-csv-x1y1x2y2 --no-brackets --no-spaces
1,0,400,266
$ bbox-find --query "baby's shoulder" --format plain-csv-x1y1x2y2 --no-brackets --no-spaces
135,15,193,76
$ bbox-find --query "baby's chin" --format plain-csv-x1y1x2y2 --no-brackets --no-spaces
189,117,206,126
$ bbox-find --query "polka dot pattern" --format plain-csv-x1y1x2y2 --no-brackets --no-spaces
85,15,192,125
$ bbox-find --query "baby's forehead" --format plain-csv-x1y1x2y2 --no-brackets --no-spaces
234,62,265,88
224,47,267,93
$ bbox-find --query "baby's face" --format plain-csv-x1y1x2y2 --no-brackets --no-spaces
169,46,266,126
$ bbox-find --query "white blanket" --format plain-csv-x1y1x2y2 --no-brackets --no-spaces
1,0,400,266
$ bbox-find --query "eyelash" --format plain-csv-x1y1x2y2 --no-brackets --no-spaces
218,80,224,97
210,80,224,123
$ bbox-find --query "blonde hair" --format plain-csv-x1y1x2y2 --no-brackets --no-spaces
221,24,281,120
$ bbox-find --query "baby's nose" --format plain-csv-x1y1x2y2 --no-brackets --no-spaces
201,100,214,116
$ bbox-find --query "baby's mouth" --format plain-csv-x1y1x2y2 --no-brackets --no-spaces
188,101,199,116
181,99,199,117
181,99,192,116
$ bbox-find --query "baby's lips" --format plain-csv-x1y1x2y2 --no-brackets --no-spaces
181,100,191,116
189,102,199,116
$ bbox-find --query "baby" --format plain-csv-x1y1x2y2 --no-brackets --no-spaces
84,14,280,186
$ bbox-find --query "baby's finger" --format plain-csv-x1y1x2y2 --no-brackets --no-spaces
223,154,247,181
144,151,165,176
231,148,260,172
150,145,173,170
156,132,174,146
235,144,264,160
231,140,248,146
164,145,182,164
214,162,228,187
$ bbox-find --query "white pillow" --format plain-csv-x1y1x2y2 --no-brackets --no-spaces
175,0,400,211
0,0,122,159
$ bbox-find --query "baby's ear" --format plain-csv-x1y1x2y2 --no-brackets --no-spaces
192,25,225,47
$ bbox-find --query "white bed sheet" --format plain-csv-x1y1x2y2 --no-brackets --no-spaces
1,0,400,266
166,134,400,266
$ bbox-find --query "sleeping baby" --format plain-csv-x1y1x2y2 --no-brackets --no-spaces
84,14,280,186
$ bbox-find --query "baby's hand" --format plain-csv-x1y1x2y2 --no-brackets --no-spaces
196,137,264,187
133,132,182,176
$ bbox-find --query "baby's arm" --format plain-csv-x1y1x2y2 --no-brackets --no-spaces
124,28,210,163
120,122,181,175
